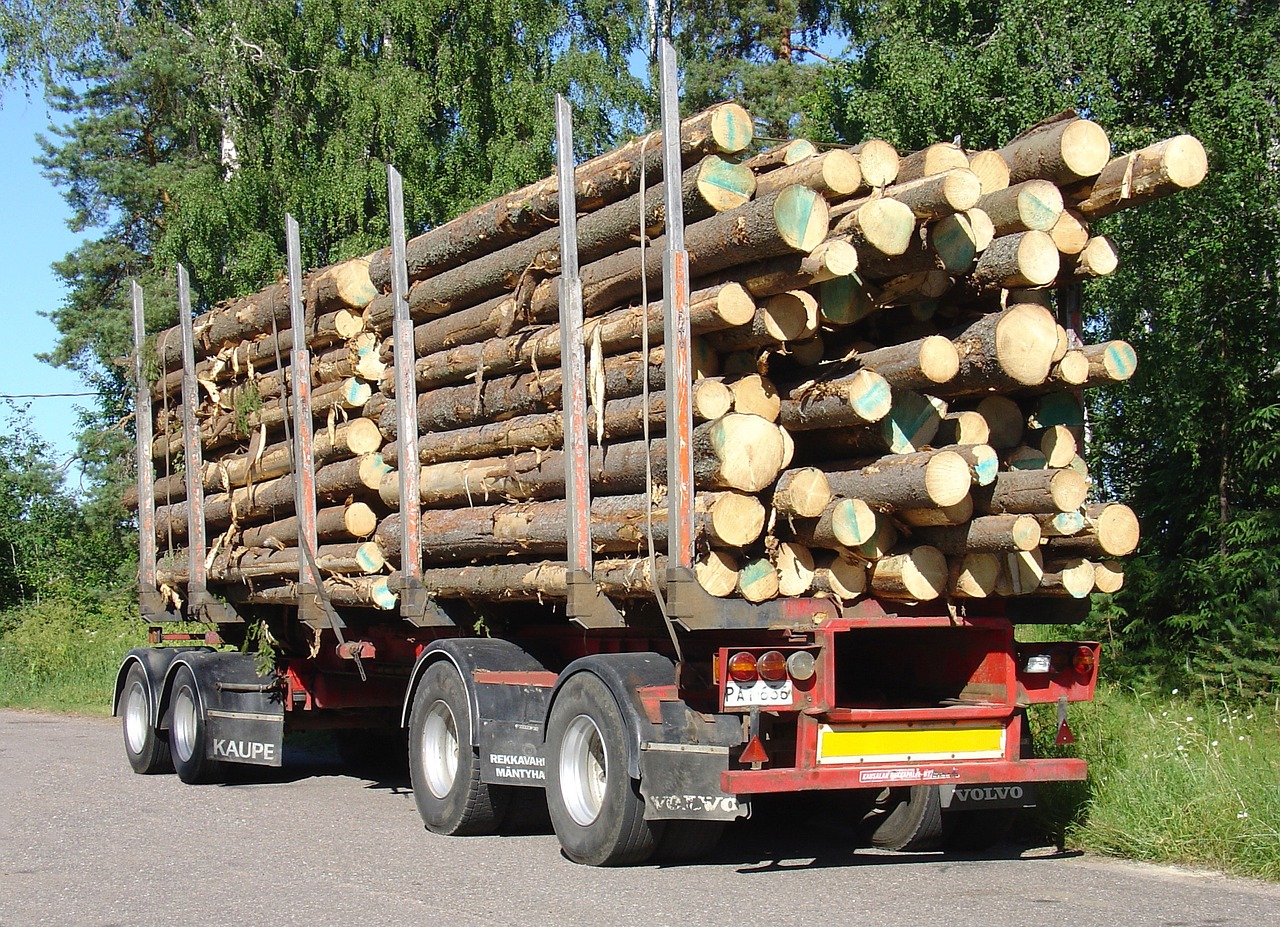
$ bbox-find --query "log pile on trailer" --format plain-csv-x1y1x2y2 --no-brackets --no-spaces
128,104,1206,623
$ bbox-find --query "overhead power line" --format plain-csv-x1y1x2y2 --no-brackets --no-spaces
0,392,98,399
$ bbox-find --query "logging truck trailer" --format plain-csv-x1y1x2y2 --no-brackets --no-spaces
110,47,1107,865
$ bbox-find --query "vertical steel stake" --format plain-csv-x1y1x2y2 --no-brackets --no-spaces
131,280,164,618
176,264,210,610
555,95,598,620
659,37,696,572
285,216,319,601
386,165,433,622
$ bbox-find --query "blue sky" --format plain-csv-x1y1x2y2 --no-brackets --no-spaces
0,96,93,468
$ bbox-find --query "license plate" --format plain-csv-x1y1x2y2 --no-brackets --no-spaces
724,678,793,707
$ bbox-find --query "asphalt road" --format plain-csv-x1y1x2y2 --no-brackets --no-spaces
2,709,1277,927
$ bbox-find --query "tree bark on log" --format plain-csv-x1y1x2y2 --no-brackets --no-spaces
997,114,1111,185
744,139,818,172
977,180,1064,236
824,449,973,510
777,369,892,432
1069,135,1207,220
973,468,1089,515
703,290,819,351
1044,503,1140,557
755,150,863,200
895,143,970,184
942,303,1060,395
238,502,378,548
364,102,754,292
916,514,1042,555
788,497,879,549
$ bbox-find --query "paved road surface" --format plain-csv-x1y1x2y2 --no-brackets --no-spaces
2,709,1277,927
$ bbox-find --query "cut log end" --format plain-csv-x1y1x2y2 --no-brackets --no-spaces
994,302,1061,385
924,451,974,507
1060,119,1112,179
951,551,1000,598
710,103,755,154
773,185,831,252
773,467,833,518
696,549,740,598
708,414,788,493
872,545,948,601
707,491,767,547
738,557,780,602
775,542,817,597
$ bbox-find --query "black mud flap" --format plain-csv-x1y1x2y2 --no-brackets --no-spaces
477,681,551,787
940,782,1037,811
639,743,748,822
183,652,284,768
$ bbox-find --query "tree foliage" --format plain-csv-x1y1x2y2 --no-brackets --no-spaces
815,0,1280,695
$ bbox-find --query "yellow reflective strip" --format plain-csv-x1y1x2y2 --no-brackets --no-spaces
819,725,1004,760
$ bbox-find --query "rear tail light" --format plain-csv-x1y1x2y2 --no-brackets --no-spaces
757,651,788,682
786,650,816,681
1073,646,1097,675
728,651,758,683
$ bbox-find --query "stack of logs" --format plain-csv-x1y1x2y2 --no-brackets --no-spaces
134,102,1207,615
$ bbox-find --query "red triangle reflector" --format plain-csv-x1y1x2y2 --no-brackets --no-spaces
740,736,769,765
1055,720,1076,746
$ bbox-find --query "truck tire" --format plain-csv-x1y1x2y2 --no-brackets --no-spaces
120,662,172,775
866,785,944,851
168,664,225,784
545,672,662,866
408,661,510,835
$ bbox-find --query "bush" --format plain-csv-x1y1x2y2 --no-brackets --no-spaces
0,589,148,714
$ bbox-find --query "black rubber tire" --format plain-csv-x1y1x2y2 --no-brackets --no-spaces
867,785,944,851
656,821,725,862
120,663,172,775
545,673,662,866
408,661,510,835
168,665,225,785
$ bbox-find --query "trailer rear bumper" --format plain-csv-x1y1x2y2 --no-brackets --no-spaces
723,757,1086,794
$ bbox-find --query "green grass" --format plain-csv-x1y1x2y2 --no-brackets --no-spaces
1032,685,1280,881
0,590,149,715
2,595,1277,879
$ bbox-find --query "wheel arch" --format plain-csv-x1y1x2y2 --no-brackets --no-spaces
113,646,213,726
400,638,548,742
544,652,675,780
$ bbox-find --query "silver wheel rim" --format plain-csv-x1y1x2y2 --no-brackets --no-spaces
124,680,149,755
421,700,459,799
560,714,606,827
172,686,199,764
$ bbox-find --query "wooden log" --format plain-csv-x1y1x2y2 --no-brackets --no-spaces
1064,236,1119,278
1037,510,1087,538
995,547,1045,596
938,443,1000,487
1029,391,1085,430
825,448,973,510
728,375,781,422
853,335,960,391
1049,209,1090,255
967,150,1011,194
726,237,859,299
849,140,901,187
896,143,970,184
803,390,944,456
944,303,1060,395
127,417,382,508
937,410,990,446
812,552,868,601
309,257,378,314
967,230,1060,290
1045,351,1089,388
858,214,978,278
772,467,833,518
154,453,390,541
973,468,1089,515
881,169,983,219
1038,558,1096,598
975,395,1025,449
949,551,1000,598
696,550,741,598
1080,340,1137,385
223,575,398,610
1040,425,1078,468
777,368,892,432
831,198,917,257
210,541,386,581
364,101,754,291
1044,502,1140,557
414,283,752,395
851,514,898,560
976,180,1064,235
1006,446,1047,470
818,273,878,327
873,270,954,307
738,557,780,602
997,114,1111,185
755,150,863,200
870,545,948,601
775,542,817,597
703,290,818,351
1094,560,1125,594
967,208,996,252
916,514,1042,555
789,497,880,549
238,502,378,548
364,156,757,330
1070,135,1208,220
744,139,818,171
